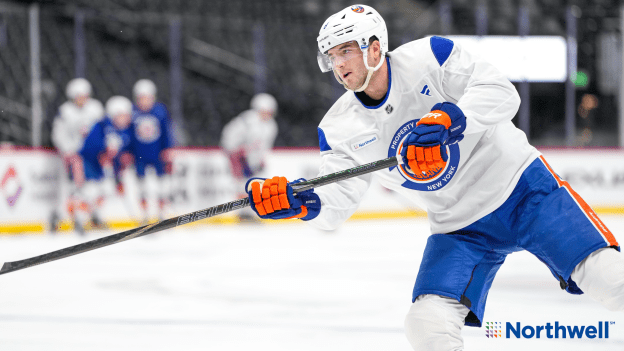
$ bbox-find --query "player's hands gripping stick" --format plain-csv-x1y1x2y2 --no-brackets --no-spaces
401,102,466,174
246,176,321,220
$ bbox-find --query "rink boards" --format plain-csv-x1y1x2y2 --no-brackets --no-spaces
0,147,623,233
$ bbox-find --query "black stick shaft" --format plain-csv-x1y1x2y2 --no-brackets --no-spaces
0,156,398,276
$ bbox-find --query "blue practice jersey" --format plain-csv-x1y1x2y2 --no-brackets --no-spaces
80,119,108,163
132,102,172,161
103,117,134,177
103,117,133,155
78,118,111,181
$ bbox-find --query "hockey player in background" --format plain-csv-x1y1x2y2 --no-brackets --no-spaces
52,78,106,233
243,4,624,350
102,96,134,196
220,93,278,221
131,79,172,222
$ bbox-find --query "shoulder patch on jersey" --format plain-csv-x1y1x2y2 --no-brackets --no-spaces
351,134,378,151
430,36,454,67
318,127,332,152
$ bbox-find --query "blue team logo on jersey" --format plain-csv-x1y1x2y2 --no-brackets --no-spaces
387,119,460,191
134,115,161,144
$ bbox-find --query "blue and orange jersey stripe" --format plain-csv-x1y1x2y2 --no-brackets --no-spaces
539,156,618,247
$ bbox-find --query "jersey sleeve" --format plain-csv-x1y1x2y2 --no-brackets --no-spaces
267,119,278,149
51,107,82,155
92,100,105,120
156,103,173,149
80,121,107,160
220,115,246,153
436,38,521,135
307,128,372,231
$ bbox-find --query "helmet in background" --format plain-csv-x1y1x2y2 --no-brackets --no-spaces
66,78,92,100
105,96,133,117
250,93,277,113
133,79,157,98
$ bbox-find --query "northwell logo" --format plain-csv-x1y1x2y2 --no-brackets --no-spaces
351,134,378,151
485,322,502,338
486,321,614,339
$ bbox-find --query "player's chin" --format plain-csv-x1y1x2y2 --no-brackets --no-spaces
345,78,364,90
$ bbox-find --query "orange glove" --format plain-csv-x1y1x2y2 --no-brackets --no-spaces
405,142,446,175
247,176,317,220
401,102,466,174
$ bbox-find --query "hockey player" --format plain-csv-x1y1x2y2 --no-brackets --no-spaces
244,4,624,350
52,78,106,233
131,79,172,222
220,93,278,221
103,96,134,195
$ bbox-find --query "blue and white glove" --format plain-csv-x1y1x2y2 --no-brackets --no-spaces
246,176,321,221
400,102,466,173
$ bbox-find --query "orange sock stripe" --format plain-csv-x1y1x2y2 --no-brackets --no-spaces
539,156,618,246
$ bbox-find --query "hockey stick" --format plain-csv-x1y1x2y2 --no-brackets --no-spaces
0,156,399,276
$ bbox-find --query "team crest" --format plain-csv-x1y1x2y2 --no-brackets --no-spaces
134,115,161,143
351,5,365,13
387,119,460,191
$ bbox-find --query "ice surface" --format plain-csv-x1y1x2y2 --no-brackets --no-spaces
1,216,624,350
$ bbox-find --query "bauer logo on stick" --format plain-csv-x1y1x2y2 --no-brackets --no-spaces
387,119,460,191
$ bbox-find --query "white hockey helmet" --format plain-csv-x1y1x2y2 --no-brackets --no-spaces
105,95,133,117
133,79,157,98
317,5,388,92
250,93,277,113
65,78,92,99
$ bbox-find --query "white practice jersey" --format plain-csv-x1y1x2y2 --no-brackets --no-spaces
220,109,278,171
52,98,105,155
311,36,541,234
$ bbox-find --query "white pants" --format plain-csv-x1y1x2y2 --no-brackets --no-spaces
71,180,104,223
404,247,624,351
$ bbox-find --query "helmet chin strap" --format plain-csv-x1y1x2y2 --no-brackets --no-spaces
334,50,385,93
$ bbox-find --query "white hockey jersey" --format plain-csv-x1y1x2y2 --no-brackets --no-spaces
52,98,105,156
220,109,278,172
311,36,541,234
